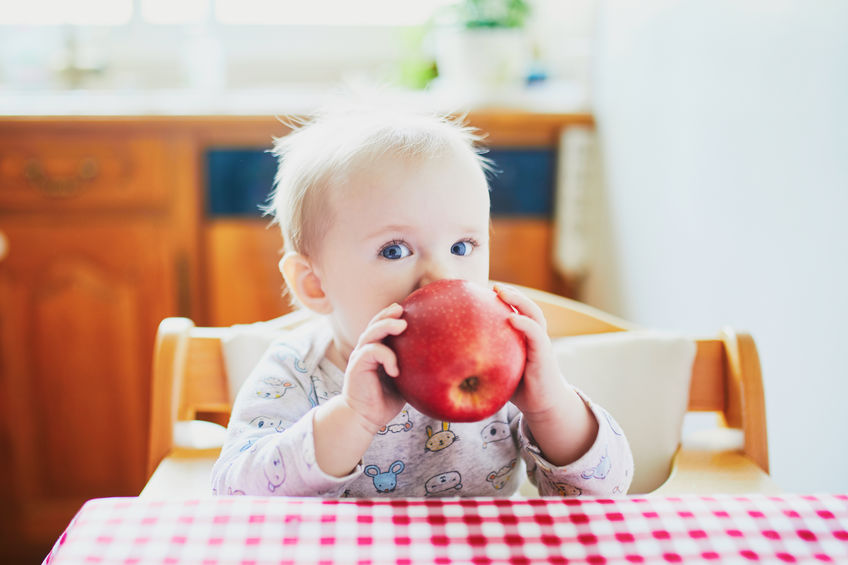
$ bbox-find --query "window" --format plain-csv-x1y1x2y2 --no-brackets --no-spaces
0,0,132,25
215,0,453,26
141,0,210,25
0,0,454,26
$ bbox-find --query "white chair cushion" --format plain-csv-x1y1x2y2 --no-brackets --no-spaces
221,310,316,402
221,327,278,403
553,331,696,494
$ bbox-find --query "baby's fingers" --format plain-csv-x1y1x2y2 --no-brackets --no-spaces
375,302,404,320
507,311,549,349
494,284,547,331
349,342,401,378
357,315,407,349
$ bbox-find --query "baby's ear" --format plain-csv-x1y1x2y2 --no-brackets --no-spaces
280,252,332,314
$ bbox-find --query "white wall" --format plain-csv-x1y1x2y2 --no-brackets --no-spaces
587,0,848,492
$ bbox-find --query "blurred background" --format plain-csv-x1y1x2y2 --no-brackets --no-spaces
1,0,847,561
0,0,594,107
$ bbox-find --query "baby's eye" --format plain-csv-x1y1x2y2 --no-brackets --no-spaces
380,242,411,260
451,240,475,256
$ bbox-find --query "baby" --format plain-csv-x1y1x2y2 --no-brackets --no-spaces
211,102,633,497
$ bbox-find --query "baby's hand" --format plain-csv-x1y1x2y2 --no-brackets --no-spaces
341,303,408,433
493,284,567,417
494,283,599,465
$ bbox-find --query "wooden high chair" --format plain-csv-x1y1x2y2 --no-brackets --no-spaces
141,285,777,498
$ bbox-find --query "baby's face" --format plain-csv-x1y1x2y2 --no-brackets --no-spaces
312,146,491,360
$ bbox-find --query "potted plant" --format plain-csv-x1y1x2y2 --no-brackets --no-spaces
456,0,530,29
433,0,532,92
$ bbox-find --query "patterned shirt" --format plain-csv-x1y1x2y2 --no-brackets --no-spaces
211,317,633,497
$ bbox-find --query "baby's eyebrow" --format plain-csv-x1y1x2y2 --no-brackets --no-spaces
364,224,487,241
364,224,413,240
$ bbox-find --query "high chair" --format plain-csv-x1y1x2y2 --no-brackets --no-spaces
141,284,777,498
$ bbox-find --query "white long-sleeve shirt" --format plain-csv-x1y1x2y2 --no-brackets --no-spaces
212,317,633,497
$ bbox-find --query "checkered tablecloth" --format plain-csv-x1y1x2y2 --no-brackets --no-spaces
44,494,848,564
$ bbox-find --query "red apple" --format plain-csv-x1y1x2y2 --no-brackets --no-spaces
384,279,526,422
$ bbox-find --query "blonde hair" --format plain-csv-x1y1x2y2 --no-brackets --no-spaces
266,102,491,258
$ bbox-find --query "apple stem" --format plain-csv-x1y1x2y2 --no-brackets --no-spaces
459,376,480,393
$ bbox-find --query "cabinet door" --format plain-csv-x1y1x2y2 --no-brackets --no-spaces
0,218,177,550
206,219,294,326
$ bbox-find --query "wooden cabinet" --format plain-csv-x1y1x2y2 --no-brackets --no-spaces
205,218,295,326
0,112,589,560
0,132,172,210
0,123,200,560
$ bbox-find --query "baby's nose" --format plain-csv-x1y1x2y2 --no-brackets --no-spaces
417,260,454,289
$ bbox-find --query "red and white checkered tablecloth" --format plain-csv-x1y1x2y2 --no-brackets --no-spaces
44,494,848,564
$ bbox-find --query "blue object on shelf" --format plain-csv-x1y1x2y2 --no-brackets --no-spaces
486,148,555,217
205,147,555,218
207,148,277,217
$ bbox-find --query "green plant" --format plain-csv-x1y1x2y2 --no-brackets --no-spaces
456,0,530,29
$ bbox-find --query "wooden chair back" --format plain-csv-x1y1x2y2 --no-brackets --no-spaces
146,285,769,481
